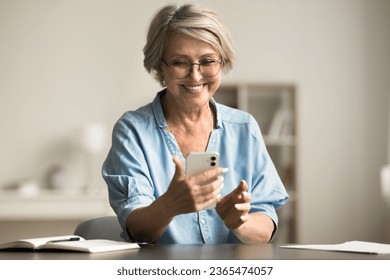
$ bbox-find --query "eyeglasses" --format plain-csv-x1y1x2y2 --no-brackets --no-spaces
161,58,222,78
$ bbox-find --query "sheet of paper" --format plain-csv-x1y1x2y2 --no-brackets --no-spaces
280,241,390,254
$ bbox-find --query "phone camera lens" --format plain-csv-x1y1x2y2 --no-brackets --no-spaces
211,156,216,161
210,162,216,166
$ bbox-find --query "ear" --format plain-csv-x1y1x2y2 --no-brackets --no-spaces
156,63,165,81
155,69,164,82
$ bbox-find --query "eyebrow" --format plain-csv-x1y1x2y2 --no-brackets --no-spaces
168,53,220,60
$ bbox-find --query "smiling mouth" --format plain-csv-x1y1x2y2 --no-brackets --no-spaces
183,84,204,92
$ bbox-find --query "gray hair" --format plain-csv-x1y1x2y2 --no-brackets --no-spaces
143,4,235,87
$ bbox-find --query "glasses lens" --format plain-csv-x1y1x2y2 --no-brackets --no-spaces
165,60,187,78
200,60,221,77
166,59,221,78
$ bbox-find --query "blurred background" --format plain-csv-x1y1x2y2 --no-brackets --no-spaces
0,0,389,244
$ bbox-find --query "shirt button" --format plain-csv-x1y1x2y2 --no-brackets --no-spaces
200,219,206,225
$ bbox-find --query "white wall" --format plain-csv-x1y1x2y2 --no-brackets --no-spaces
1,0,389,243
0,0,161,191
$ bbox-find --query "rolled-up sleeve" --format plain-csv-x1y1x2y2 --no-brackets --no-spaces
102,114,155,239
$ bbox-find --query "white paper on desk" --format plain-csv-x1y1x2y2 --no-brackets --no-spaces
280,241,390,254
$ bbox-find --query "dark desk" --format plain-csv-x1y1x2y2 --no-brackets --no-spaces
1,244,389,260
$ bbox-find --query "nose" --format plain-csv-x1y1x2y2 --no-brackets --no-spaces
188,63,202,80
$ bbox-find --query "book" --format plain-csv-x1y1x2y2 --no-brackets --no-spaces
0,235,140,253
267,106,294,139
280,241,390,254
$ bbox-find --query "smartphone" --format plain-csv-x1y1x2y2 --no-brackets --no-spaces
185,152,220,209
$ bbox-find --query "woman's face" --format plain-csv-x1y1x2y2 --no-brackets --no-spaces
160,33,221,109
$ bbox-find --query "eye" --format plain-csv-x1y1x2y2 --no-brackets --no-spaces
171,60,190,67
200,59,219,66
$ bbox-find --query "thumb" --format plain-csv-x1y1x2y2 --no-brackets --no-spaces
172,156,185,179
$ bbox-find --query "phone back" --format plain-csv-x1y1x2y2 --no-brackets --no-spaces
185,152,220,178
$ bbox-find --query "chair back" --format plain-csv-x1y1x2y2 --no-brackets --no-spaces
74,216,123,241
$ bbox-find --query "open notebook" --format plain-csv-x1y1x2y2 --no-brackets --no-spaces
0,235,140,253
280,241,390,254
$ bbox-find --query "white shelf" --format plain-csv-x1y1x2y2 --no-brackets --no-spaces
263,135,296,146
0,190,114,220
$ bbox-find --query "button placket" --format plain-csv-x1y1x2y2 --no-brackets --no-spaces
198,211,213,244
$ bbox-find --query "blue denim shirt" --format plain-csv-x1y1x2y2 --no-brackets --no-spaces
102,90,288,244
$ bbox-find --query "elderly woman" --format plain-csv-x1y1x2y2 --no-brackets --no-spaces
102,4,288,244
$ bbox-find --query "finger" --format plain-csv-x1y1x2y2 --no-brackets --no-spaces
234,202,251,212
172,156,185,179
240,191,251,203
191,167,229,185
240,214,249,223
229,180,248,201
239,180,248,192
232,180,246,195
201,192,222,208
216,193,223,203
197,178,224,199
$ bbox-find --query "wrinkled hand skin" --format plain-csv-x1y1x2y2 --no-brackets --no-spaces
216,180,251,229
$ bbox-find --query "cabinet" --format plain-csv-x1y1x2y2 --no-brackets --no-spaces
214,83,297,243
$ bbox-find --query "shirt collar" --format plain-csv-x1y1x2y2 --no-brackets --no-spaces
152,89,168,129
210,97,222,129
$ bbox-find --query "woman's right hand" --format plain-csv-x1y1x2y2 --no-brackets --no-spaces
161,156,226,215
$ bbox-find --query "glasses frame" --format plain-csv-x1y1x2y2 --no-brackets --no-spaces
161,58,222,78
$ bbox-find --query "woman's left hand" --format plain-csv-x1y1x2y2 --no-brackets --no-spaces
215,180,251,229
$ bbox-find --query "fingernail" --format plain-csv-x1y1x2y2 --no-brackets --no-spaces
221,168,229,174
240,215,248,221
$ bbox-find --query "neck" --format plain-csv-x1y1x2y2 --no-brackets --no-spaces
162,97,215,134
162,94,214,128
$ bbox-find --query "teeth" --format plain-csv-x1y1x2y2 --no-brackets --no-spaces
184,84,203,91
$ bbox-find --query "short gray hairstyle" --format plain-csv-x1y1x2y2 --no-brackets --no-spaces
143,4,235,87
